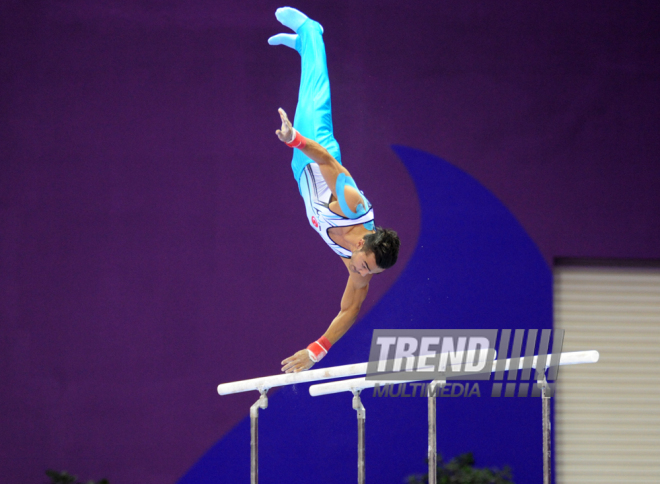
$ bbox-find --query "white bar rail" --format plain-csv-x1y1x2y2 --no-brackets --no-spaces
309,350,599,396
217,362,369,395
217,348,494,395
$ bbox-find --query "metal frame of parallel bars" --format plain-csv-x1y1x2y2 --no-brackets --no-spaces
352,390,366,484
424,377,552,484
427,380,445,484
540,378,552,484
218,350,598,484
249,388,268,484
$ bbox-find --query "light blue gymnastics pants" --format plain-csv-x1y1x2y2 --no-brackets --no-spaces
290,18,342,190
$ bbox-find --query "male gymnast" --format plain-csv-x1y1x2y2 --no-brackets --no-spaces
269,7,400,373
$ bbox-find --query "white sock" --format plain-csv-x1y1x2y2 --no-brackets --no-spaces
268,33,298,49
274,7,309,32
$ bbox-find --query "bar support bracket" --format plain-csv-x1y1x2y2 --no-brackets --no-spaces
352,389,366,484
250,387,269,484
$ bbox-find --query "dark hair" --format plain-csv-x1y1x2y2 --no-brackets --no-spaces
363,227,400,270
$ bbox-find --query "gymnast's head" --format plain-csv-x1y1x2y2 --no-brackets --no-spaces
351,227,400,277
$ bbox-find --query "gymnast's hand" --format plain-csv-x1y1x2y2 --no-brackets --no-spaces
276,108,295,143
281,349,314,373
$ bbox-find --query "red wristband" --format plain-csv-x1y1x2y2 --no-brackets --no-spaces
307,336,332,363
285,128,307,149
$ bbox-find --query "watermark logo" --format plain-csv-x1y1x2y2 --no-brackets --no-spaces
366,329,564,398
373,381,481,398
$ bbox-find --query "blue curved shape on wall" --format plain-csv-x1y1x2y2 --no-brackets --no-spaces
179,146,552,484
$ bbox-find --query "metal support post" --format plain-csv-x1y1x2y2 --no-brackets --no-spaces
352,389,366,484
250,387,269,484
538,378,552,484
428,380,446,484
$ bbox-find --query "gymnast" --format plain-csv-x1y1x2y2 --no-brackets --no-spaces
270,7,400,373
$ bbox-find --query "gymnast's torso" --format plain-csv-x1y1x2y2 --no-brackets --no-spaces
298,162,375,259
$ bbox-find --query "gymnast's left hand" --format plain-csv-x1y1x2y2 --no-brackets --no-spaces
281,349,314,373
276,108,294,143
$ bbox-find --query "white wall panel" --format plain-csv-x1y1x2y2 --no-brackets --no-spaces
554,266,660,483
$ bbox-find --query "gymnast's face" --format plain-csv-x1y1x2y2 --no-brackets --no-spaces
350,248,384,278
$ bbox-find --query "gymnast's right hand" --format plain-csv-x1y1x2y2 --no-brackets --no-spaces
281,348,315,373
276,108,294,143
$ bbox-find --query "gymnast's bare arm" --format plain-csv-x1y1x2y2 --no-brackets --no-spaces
276,108,363,207
281,270,371,373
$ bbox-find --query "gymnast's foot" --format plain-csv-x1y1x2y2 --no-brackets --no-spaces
274,7,322,33
268,33,297,49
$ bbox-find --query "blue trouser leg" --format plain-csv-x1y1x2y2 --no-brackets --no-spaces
291,19,341,189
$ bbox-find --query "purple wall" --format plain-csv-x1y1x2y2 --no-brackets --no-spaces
1,1,658,482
